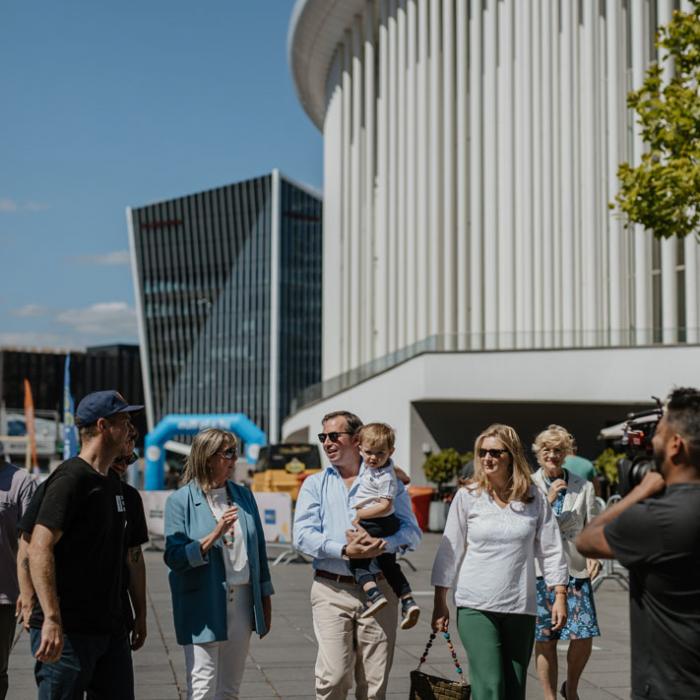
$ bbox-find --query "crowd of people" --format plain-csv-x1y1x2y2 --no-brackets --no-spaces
1,387,699,700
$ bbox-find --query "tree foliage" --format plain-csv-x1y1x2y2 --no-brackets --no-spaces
593,448,626,486
615,2,700,240
422,448,462,487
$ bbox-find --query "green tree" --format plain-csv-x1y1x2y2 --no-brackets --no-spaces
460,451,474,466
594,448,626,486
615,2,700,240
422,448,462,492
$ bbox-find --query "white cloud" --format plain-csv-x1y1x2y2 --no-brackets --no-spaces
0,332,75,350
0,199,49,213
12,304,48,318
72,250,131,266
24,201,49,212
56,302,138,338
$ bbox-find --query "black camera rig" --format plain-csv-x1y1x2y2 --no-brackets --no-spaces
615,399,663,496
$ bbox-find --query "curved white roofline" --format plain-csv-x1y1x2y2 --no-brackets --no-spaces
287,0,366,130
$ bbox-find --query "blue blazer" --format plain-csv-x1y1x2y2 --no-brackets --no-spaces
164,480,274,645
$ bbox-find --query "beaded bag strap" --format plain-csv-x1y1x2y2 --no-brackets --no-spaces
416,631,466,684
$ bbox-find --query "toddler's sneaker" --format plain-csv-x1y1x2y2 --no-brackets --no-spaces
400,596,420,629
360,586,388,618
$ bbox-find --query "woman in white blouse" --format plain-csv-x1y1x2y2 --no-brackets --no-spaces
532,426,601,700
431,424,568,700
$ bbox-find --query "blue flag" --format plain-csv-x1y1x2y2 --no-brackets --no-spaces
63,355,79,459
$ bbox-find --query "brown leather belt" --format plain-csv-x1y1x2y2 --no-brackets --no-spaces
315,569,384,584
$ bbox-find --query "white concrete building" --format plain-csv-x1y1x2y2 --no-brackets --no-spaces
284,0,700,478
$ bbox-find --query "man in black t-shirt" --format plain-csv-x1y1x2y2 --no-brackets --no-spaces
577,387,700,700
17,453,149,650
109,451,149,651
27,390,142,699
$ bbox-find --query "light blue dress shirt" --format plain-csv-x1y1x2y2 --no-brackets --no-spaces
293,462,422,575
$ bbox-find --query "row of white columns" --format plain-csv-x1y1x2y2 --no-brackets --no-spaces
321,0,700,380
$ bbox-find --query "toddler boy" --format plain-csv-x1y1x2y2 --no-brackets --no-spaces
349,423,420,629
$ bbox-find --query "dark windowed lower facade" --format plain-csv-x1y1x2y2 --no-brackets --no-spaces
128,171,322,441
0,344,146,456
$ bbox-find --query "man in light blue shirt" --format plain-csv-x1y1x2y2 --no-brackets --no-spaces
294,411,421,700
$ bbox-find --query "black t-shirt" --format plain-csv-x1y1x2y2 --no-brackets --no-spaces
18,478,47,535
123,483,148,550
121,482,148,630
20,466,149,632
32,458,127,634
605,484,700,700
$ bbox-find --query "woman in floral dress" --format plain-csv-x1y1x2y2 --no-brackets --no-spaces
532,425,602,700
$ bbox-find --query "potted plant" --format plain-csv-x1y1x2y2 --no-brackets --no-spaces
422,448,462,531
594,448,625,499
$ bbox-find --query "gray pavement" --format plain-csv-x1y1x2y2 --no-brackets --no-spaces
8,534,632,699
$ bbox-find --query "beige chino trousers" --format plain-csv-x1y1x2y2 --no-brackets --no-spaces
310,577,398,700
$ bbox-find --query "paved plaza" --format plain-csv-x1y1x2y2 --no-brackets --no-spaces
8,534,632,699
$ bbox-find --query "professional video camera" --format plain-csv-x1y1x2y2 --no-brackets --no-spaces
615,400,663,496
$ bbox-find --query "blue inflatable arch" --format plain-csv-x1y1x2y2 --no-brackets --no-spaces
144,413,267,490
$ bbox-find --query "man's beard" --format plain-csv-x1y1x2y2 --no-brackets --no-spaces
106,431,131,455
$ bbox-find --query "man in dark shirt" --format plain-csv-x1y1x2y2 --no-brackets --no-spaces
17,453,149,652
109,451,149,652
27,390,142,699
0,442,35,700
577,387,700,700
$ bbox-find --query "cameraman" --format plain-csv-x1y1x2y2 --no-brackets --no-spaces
577,387,700,700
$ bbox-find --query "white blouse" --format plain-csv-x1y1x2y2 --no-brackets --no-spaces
207,487,250,586
431,485,568,615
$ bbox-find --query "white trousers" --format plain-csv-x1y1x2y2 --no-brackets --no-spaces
184,584,253,700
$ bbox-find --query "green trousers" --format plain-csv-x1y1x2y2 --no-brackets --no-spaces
457,607,535,700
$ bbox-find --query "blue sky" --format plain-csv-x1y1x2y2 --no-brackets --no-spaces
0,1,321,350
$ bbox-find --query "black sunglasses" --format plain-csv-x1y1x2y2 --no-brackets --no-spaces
478,448,510,459
317,431,353,444
218,448,238,460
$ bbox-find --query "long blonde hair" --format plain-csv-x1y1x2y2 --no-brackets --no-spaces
471,424,534,503
182,428,237,492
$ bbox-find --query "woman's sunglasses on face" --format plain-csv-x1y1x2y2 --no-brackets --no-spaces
478,448,510,459
218,448,238,460
317,431,353,444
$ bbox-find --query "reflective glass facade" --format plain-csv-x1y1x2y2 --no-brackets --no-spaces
129,173,322,440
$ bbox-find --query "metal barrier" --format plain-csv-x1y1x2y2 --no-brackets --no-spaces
592,494,629,592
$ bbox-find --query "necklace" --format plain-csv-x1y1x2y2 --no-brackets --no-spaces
543,469,567,487
206,487,235,548
489,477,512,502
490,485,510,504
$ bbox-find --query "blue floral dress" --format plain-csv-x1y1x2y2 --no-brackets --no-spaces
535,472,601,641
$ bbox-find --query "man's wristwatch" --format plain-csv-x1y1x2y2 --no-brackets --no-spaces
341,545,348,559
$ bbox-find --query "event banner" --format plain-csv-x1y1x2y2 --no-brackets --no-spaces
140,490,293,546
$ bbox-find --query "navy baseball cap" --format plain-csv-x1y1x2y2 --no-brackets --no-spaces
75,390,143,427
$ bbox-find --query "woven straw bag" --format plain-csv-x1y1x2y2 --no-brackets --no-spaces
409,631,471,700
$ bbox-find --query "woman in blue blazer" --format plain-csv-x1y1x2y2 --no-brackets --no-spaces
164,428,273,699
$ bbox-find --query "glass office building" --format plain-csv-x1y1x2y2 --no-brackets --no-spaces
128,171,322,442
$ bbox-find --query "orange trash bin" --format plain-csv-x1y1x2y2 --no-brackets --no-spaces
408,486,435,532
